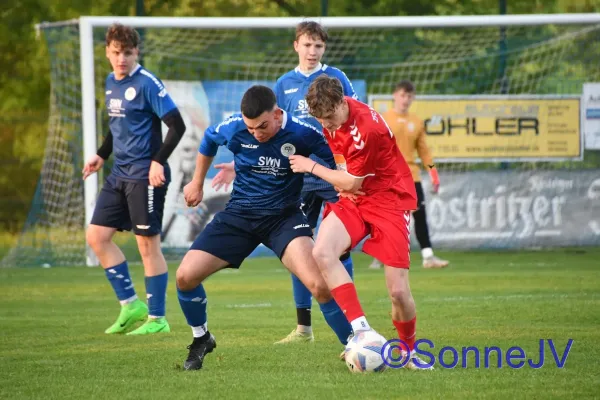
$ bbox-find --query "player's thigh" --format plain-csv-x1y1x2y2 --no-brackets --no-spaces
301,190,323,229
123,180,167,237
316,199,367,258
362,208,411,269
86,224,118,247
279,236,330,302
263,208,313,261
176,249,231,291
90,175,132,232
190,210,261,269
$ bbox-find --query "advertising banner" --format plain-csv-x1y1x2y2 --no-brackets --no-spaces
369,95,582,162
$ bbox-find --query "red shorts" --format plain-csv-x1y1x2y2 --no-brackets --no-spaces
323,198,411,268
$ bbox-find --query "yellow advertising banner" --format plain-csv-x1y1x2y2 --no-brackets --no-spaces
369,95,582,161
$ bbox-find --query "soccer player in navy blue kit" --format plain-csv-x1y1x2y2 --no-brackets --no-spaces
212,21,357,344
82,24,186,335
176,85,352,371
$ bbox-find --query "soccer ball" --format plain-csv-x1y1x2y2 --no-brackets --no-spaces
344,330,388,373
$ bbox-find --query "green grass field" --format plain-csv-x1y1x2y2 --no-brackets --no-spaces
1,249,599,400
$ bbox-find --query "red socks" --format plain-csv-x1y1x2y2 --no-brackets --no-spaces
393,316,416,351
330,283,365,322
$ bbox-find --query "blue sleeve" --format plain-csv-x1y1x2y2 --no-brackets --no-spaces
303,128,335,169
144,77,177,119
198,125,219,157
274,79,284,106
337,69,358,100
199,121,232,157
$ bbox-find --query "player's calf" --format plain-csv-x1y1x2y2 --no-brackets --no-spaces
385,267,416,320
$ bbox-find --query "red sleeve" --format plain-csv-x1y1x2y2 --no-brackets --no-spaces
345,112,383,178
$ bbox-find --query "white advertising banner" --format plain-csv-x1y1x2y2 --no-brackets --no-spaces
583,83,600,150
419,170,600,249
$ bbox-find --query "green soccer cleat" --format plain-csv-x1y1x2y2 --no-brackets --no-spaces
104,299,148,334
126,317,171,335
274,329,314,344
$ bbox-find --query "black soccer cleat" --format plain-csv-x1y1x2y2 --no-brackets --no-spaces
183,333,217,371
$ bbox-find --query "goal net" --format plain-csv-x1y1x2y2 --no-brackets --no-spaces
3,15,600,267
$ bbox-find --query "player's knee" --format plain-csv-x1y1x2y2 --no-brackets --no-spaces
176,267,196,291
312,243,336,269
388,283,414,306
309,280,332,303
85,226,108,250
136,235,159,259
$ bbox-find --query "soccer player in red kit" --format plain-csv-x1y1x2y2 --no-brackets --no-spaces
289,75,433,370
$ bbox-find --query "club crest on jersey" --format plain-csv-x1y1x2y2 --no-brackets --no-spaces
280,143,296,157
124,87,137,101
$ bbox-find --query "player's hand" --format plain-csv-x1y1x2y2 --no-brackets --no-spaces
184,180,204,207
149,161,166,187
289,155,314,174
212,161,235,191
338,189,365,202
429,167,440,194
82,155,104,180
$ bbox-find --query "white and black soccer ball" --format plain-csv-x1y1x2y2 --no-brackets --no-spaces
344,330,388,373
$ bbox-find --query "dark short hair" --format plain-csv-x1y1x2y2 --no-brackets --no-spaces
306,75,344,118
394,80,415,93
105,23,140,49
241,85,277,119
295,21,328,42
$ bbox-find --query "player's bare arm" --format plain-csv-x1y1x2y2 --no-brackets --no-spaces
289,154,364,192
83,129,112,180
184,153,213,207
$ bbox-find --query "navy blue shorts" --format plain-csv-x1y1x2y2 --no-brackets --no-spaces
90,174,167,236
190,207,313,268
301,188,339,229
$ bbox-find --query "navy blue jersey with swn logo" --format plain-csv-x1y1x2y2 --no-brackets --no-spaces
274,64,357,125
274,64,357,192
199,112,336,215
105,64,177,181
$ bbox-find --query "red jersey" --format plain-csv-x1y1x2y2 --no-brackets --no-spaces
324,97,417,211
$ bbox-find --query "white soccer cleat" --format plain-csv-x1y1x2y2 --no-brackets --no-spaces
401,351,434,371
368,259,383,269
422,256,449,269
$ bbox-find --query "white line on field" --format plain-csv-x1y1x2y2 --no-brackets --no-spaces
225,302,272,308
380,292,598,303
218,292,598,309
